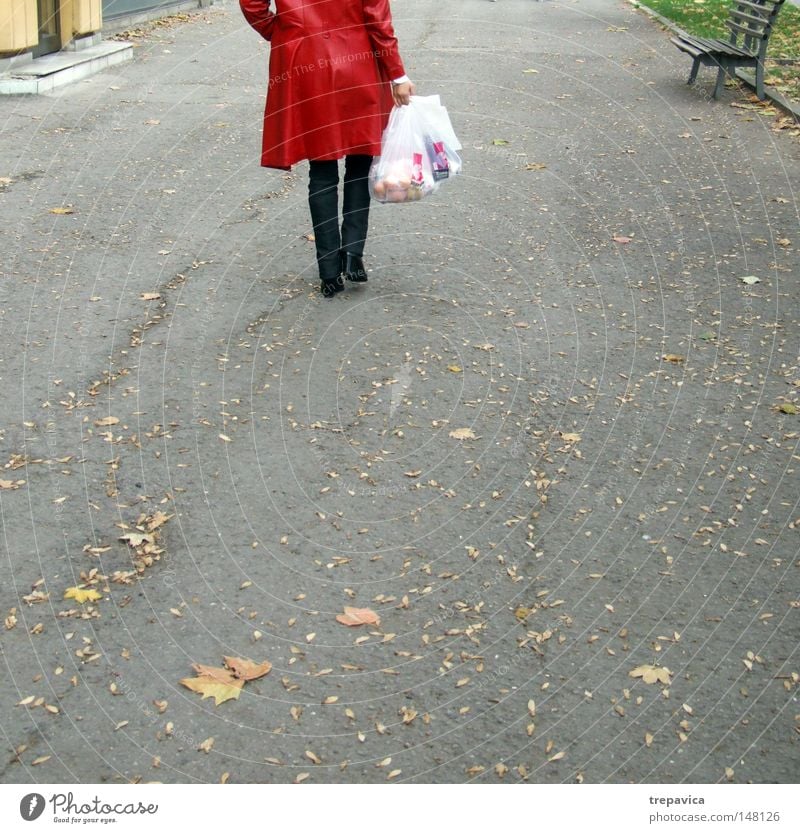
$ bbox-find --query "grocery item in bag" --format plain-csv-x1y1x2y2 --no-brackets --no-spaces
369,96,461,204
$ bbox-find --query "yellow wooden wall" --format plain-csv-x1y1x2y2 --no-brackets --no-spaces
0,0,102,54
0,0,39,53
73,0,102,35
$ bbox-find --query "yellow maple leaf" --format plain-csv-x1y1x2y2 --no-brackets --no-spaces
63,587,102,604
180,675,243,706
629,664,672,685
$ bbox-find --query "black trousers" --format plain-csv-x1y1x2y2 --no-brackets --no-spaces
308,154,372,281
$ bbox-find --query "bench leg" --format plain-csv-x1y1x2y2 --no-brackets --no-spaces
688,58,700,86
755,60,765,100
713,62,728,99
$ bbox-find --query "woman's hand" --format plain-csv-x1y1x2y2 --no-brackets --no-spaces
391,80,416,106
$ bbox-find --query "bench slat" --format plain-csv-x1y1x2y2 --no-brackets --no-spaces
727,20,773,40
730,1,771,16
675,34,754,56
670,37,704,58
729,11,769,30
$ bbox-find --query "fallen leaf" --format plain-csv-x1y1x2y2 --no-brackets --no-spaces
198,737,214,754
548,750,565,762
140,292,161,301
778,403,797,415
629,664,672,685
119,531,154,547
447,365,462,373
740,275,760,285
559,432,581,443
525,162,547,171
192,664,237,684
223,656,272,681
49,207,74,215
449,427,476,440
63,587,102,605
612,235,632,244
94,416,120,427
180,675,244,706
645,732,654,748
527,699,536,718
663,354,685,364
404,470,422,478
491,138,510,146
336,607,381,627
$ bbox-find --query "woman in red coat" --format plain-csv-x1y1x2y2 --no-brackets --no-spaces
239,0,415,297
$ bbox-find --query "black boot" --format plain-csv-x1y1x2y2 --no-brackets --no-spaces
341,251,368,282
320,274,345,298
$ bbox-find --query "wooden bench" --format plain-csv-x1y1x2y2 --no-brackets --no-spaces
671,0,786,100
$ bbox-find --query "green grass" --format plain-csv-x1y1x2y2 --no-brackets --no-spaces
643,0,800,99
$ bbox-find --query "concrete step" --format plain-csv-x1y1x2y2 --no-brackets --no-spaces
0,40,133,95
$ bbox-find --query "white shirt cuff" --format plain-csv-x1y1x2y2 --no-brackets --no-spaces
392,75,411,85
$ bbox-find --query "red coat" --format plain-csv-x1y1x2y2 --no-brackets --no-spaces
239,0,406,170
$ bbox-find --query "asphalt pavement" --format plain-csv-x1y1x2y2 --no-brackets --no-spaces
0,0,798,784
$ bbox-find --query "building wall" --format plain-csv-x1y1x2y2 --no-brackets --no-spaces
0,0,39,53
74,0,102,34
1,0,207,56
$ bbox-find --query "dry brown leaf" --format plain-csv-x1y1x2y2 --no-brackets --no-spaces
198,737,214,754
336,606,381,627
49,207,74,215
140,292,161,301
560,432,581,443
192,663,238,684
119,531,155,547
449,427,476,440
612,235,631,244
223,656,272,681
548,750,565,762
94,416,120,427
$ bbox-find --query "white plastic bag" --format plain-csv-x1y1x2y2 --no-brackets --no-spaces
369,96,462,204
